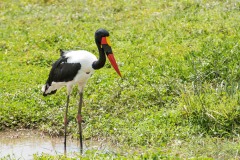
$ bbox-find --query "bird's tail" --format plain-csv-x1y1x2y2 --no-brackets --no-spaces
42,83,57,96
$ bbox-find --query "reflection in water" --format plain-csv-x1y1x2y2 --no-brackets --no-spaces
0,130,111,159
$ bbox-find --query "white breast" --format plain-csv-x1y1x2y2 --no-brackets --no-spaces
65,50,97,85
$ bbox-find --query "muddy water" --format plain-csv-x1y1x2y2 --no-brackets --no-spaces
0,130,112,159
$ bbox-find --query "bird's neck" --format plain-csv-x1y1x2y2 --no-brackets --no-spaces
92,44,106,70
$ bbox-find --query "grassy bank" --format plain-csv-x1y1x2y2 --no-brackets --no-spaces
1,0,240,159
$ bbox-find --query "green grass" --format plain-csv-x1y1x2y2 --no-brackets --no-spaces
1,0,240,159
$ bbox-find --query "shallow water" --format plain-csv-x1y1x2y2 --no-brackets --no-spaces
0,130,111,159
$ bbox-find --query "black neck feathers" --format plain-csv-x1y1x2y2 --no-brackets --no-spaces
92,43,106,70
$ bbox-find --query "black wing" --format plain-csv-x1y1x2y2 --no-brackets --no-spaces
46,56,81,85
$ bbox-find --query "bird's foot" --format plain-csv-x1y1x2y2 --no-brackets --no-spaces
76,114,85,123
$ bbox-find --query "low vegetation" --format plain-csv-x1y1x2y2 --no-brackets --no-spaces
1,0,239,159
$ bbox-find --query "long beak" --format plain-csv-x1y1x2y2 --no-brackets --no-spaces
107,53,122,77
101,37,122,77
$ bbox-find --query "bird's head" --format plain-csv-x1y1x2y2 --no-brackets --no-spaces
95,29,122,77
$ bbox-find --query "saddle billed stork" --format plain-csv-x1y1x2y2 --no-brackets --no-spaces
42,29,122,154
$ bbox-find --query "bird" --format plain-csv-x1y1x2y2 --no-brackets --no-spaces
42,28,122,154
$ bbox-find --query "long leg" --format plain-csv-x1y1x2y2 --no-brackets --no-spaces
64,95,70,155
76,92,83,154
